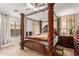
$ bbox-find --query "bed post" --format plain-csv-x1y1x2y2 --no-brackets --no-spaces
39,21,42,34
57,17,60,35
48,3,55,56
20,13,25,49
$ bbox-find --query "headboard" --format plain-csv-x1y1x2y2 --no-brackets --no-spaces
42,25,48,33
42,25,58,35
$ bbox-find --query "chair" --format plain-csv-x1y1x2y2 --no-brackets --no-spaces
56,46,64,56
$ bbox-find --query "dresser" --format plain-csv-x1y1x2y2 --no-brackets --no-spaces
58,36,74,48
74,39,79,56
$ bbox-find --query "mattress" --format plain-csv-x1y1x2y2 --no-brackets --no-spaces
25,33,57,42
25,33,48,41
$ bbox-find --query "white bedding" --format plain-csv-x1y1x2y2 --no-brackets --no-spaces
40,36,58,47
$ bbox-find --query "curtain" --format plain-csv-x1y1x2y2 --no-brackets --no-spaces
0,14,10,47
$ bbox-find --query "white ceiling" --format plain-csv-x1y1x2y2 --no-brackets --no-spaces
0,3,79,21
0,3,26,15
55,3,79,16
28,3,79,21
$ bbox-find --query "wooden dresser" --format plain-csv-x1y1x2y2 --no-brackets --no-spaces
74,39,79,56
58,36,74,48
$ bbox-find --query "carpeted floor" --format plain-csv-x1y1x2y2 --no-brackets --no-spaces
56,46,74,56
0,44,74,56
0,44,43,56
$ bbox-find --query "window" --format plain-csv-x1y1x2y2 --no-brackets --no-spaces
10,29,20,37
60,14,76,36
10,21,20,37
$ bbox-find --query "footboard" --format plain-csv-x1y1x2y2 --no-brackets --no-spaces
23,40,47,55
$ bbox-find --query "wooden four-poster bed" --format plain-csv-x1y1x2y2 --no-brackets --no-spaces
20,3,58,56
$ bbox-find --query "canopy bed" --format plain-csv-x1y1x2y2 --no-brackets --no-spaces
20,3,60,56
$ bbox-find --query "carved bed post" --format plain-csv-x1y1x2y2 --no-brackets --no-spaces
39,21,42,34
20,13,25,49
48,3,55,56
